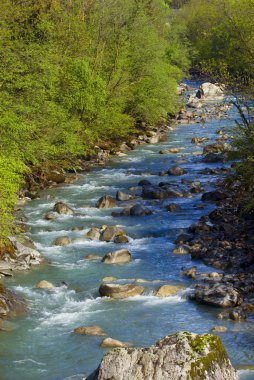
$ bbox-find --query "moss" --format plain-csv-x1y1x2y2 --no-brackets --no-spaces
189,335,229,380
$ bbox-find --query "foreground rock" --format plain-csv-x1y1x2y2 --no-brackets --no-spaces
74,326,106,336
102,249,131,264
99,284,144,299
0,283,27,319
87,331,239,380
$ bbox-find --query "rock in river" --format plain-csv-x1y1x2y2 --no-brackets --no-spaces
167,166,187,176
100,226,126,242
102,249,132,264
129,204,151,216
36,280,54,289
53,236,71,246
192,284,243,308
155,285,183,297
100,337,129,348
87,331,239,380
74,326,106,336
96,195,117,209
53,201,74,215
99,283,144,299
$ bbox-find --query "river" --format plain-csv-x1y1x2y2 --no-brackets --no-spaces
1,83,254,380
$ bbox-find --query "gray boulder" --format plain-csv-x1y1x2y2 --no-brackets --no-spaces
192,284,243,308
87,331,239,380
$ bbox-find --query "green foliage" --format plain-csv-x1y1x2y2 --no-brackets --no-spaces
178,0,254,88
0,0,188,239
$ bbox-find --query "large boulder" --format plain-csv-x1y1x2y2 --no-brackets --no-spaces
96,195,117,209
48,171,66,184
53,202,74,215
99,284,144,299
192,284,243,308
102,249,132,264
87,331,239,380
200,82,224,99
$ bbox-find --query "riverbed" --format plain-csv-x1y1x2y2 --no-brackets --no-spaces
1,83,254,380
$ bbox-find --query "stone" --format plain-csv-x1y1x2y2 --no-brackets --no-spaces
173,245,190,255
87,331,239,380
217,308,247,322
202,153,224,163
129,204,151,216
174,233,191,245
102,276,117,282
100,338,129,349
192,284,243,308
182,266,197,279
96,195,117,209
36,280,54,289
200,82,224,99
159,148,180,154
167,166,187,176
0,283,27,318
86,228,101,240
113,235,129,244
74,326,106,336
155,285,183,297
202,190,227,202
166,203,182,212
53,236,71,246
102,249,132,264
99,284,144,299
45,212,55,220
48,171,66,184
138,179,152,187
53,202,74,215
116,191,133,201
84,255,102,261
203,142,228,154
211,326,228,333
100,226,126,242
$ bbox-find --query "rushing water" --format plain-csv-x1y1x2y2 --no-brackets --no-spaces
1,84,254,380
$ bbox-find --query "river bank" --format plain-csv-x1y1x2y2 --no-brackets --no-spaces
0,81,254,380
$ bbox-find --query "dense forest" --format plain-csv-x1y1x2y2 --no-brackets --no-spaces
1,0,254,240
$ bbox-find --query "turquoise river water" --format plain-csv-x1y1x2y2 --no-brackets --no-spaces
1,83,254,380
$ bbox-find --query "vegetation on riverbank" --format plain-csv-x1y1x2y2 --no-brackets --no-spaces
0,0,189,239
177,0,254,210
